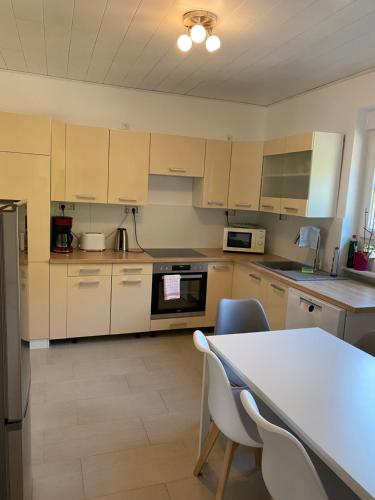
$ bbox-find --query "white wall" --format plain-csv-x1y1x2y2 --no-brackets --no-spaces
263,70,375,268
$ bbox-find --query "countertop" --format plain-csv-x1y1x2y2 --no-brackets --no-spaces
50,249,375,313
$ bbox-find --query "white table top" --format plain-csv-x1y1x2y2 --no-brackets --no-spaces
208,328,375,500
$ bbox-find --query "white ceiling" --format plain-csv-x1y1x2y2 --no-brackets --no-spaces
1,0,375,105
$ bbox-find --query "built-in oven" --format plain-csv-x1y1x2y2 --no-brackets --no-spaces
151,263,208,319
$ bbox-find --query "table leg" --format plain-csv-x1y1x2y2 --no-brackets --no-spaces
198,353,210,454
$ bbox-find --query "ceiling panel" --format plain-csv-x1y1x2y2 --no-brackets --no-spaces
1,0,375,104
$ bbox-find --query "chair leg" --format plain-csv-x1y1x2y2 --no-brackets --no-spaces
215,439,238,500
254,447,262,470
193,422,220,476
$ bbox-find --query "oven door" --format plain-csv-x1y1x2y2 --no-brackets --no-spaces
151,272,207,318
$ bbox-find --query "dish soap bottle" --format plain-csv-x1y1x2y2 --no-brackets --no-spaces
331,246,340,277
346,234,358,268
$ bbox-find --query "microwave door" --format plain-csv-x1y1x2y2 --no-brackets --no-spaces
228,231,252,249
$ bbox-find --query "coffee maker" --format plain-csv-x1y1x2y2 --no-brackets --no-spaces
51,216,73,253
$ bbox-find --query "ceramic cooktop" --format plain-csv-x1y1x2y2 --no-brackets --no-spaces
145,248,205,258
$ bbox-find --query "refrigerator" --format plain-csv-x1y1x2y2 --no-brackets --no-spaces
0,201,32,500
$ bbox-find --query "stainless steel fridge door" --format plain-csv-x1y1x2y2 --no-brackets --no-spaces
0,204,31,423
7,402,32,500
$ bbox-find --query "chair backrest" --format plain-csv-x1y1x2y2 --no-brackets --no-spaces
215,298,270,336
355,332,375,356
193,330,262,447
240,390,328,500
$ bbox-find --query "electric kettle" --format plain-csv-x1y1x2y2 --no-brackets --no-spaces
114,228,128,252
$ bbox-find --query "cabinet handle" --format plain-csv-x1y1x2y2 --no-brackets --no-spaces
122,267,143,272
235,202,251,207
300,297,322,311
208,201,224,206
249,273,261,281
78,280,100,285
169,167,187,173
213,265,230,271
283,206,298,213
118,197,137,202
79,268,100,273
262,205,274,209
76,194,96,200
121,279,142,284
170,322,188,328
270,283,285,293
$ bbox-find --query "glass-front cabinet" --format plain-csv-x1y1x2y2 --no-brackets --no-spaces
260,132,344,218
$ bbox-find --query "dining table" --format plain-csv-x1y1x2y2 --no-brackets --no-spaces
199,327,375,500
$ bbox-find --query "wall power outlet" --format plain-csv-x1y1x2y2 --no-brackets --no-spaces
58,203,75,211
123,206,139,214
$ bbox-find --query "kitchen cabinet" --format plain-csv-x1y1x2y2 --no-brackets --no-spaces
261,131,343,217
108,130,150,205
50,264,68,340
262,277,288,330
149,133,205,177
67,275,111,338
263,137,286,156
0,111,51,155
111,275,152,334
65,124,109,204
151,316,205,331
228,141,263,211
205,262,234,326
231,264,265,304
51,122,66,201
193,139,231,208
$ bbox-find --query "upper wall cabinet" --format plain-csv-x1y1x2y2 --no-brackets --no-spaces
149,133,205,177
263,137,286,156
0,112,51,155
51,121,66,201
65,124,109,204
228,141,264,211
260,131,344,218
192,139,231,208
108,130,150,206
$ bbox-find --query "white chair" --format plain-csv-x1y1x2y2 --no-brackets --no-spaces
193,330,262,500
240,390,329,500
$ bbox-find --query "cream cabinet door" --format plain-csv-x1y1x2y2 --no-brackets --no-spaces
50,264,68,340
51,122,66,201
231,264,265,304
193,139,231,208
150,133,205,177
259,197,281,214
280,198,308,217
65,124,109,203
0,112,51,155
108,130,150,205
205,263,233,326
262,277,288,330
67,276,111,337
228,141,263,211
111,275,152,334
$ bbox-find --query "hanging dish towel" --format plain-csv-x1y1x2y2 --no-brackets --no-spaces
298,226,320,250
163,274,181,301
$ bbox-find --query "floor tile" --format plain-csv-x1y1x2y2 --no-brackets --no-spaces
33,471,85,500
88,483,170,500
76,391,167,424
82,441,193,498
141,410,199,445
31,401,78,432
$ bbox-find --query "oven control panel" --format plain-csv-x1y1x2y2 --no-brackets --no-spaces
153,262,208,274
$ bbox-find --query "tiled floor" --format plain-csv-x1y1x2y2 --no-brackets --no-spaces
30,332,270,500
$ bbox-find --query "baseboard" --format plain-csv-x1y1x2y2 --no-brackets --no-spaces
29,339,50,349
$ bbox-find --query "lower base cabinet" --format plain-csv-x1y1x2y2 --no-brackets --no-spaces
67,276,111,338
111,275,152,334
205,262,234,326
262,277,288,330
232,264,264,302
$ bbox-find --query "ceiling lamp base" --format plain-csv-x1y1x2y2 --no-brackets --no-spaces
182,10,217,31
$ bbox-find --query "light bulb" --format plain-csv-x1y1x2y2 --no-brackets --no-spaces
190,24,206,43
205,34,221,52
177,34,192,52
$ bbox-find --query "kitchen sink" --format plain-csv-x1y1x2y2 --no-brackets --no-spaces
255,261,347,281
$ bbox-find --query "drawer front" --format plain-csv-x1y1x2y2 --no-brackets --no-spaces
110,275,152,334
280,198,308,217
68,264,112,276
67,276,111,338
260,197,281,214
150,316,205,331
112,263,152,275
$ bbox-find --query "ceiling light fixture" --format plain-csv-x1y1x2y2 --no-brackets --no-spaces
177,10,220,53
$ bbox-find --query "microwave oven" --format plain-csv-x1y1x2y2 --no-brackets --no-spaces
223,226,266,253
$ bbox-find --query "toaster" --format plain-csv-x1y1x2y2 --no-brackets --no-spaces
79,232,106,251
